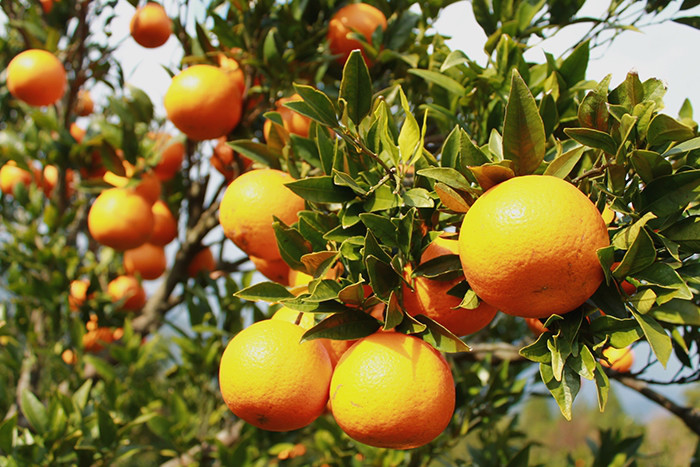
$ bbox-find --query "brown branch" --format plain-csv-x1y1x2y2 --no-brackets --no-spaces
454,342,527,362
611,372,700,436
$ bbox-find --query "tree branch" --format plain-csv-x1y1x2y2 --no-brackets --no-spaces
611,372,700,436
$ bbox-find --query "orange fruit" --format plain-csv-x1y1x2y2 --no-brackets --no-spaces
129,2,172,48
217,54,246,98
219,168,305,261
263,94,311,141
211,136,252,182
152,134,185,181
327,3,388,65
600,346,634,373
219,319,333,431
123,242,167,280
69,122,86,143
83,323,123,353
87,187,154,250
40,0,54,14
164,65,243,141
41,165,75,198
0,161,36,196
458,175,610,319
103,160,161,205
611,261,637,295
187,246,216,278
107,275,147,311
149,199,178,246
525,317,548,337
61,349,76,365
74,89,94,116
250,255,291,285
402,236,497,336
68,279,91,311
6,49,66,106
330,332,455,449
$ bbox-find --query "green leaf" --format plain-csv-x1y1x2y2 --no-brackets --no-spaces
359,213,398,247
412,315,470,353
403,188,434,208
365,255,400,300
339,50,372,125
285,175,355,203
589,316,643,348
630,150,673,184
230,140,281,169
569,344,597,381
647,113,695,145
614,229,656,278
637,169,700,220
635,262,693,303
273,218,312,271
594,362,610,412
544,146,585,178
440,50,469,72
460,128,490,166
578,89,609,131
416,167,471,190
306,279,343,302
630,309,672,368
0,414,16,453
661,216,700,252
97,405,117,447
398,88,421,163
559,40,589,86
520,333,552,363
661,135,700,157
408,69,466,95
234,282,295,302
540,363,580,421
20,390,48,435
502,69,546,175
301,311,380,342
564,128,617,154
289,84,338,128
72,379,93,410
650,299,700,325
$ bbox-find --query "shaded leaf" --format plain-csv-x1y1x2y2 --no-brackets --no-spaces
234,282,295,302
285,175,356,203
339,50,372,125
630,309,672,368
301,311,380,342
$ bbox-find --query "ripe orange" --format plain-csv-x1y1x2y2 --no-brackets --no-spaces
68,279,91,311
600,346,634,373
403,236,497,336
0,161,36,196
271,307,355,367
103,160,161,205
219,319,333,431
611,261,637,295
458,175,610,319
263,94,311,141
164,65,243,141
217,54,246,98
130,2,172,48
83,319,123,353
107,275,147,311
6,49,66,106
330,332,455,449
87,187,155,251
41,165,75,198
187,246,216,278
250,255,291,285
61,349,76,365
40,0,54,14
149,199,178,246
123,242,167,280
327,3,388,65
211,136,252,182
74,89,94,116
151,133,185,181
219,168,305,261
69,122,86,143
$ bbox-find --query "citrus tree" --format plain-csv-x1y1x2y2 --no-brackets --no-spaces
1,0,699,465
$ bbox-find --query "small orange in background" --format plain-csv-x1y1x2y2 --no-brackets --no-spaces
61,349,76,365
149,199,178,246
600,346,634,373
164,65,243,141
107,275,147,311
152,134,185,181
250,255,291,285
330,331,455,449
130,2,172,48
217,54,246,99
6,49,66,107
219,168,306,261
123,242,167,280
74,89,94,116
88,187,154,250
218,319,333,431
403,236,497,337
41,165,75,198
263,94,311,141
187,246,216,278
68,279,91,311
211,136,252,182
458,175,610,319
69,122,86,143
525,317,548,337
0,161,37,196
82,318,123,353
327,3,388,65
39,0,54,14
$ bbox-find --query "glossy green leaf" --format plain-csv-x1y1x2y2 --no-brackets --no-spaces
403,188,434,208
234,281,295,302
365,255,400,300
635,262,693,303
540,363,580,421
661,216,700,252
544,146,585,178
359,213,398,247
412,315,470,353
630,309,672,368
647,113,695,145
520,333,552,363
398,88,421,162
20,389,48,435
301,311,380,342
285,175,355,203
416,167,471,190
637,169,700,219
230,139,281,168
630,150,673,184
594,362,610,412
286,84,338,128
589,316,643,348
408,69,466,95
650,299,700,325
564,128,617,154
502,70,546,175
339,50,372,125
